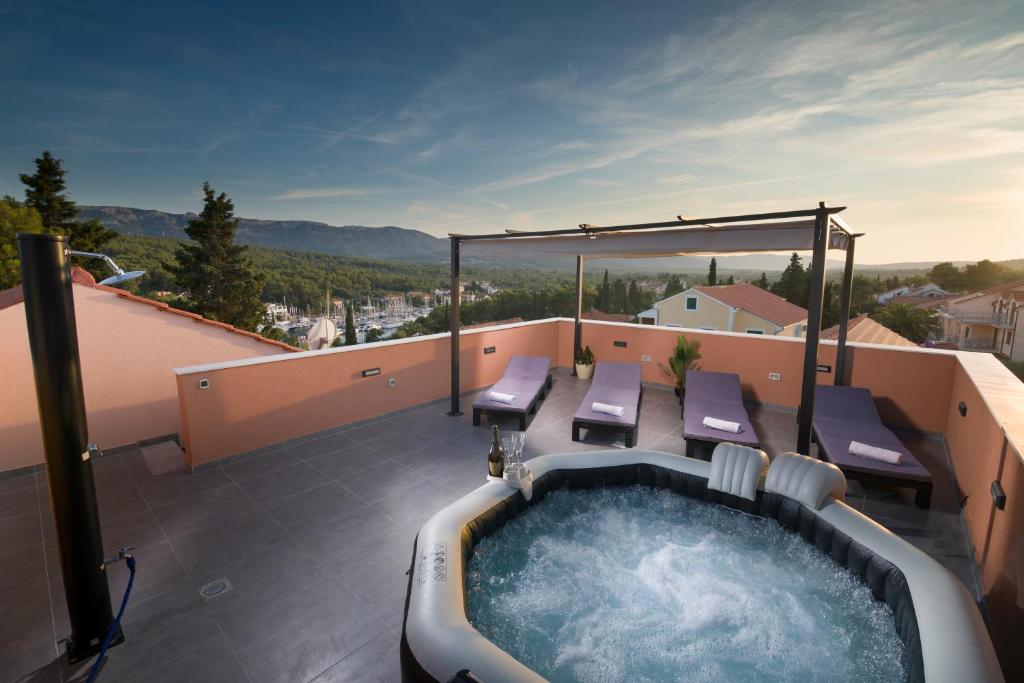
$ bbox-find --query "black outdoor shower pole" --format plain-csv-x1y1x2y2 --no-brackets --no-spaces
448,237,462,416
16,233,120,662
572,256,583,376
796,203,831,455
834,234,859,386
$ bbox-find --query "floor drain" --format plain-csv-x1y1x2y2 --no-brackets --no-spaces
199,578,233,599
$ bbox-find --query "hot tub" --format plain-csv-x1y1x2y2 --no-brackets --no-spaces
401,448,1002,683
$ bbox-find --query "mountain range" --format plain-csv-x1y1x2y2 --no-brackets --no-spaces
79,206,449,262
79,206,996,274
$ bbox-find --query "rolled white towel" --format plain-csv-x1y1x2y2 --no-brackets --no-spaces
849,440,902,464
592,402,624,417
703,416,741,433
488,391,517,404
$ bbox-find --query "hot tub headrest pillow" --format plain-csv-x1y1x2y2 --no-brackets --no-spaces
765,452,846,510
708,443,768,502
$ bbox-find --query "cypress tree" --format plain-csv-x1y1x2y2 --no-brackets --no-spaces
169,183,264,330
345,302,357,345
756,272,770,289
707,257,717,286
598,269,611,311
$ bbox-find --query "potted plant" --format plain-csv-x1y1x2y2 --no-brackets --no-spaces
660,335,701,401
574,345,594,380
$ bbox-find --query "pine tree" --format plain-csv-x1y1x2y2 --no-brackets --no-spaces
345,302,357,345
19,151,117,271
726,275,735,285
598,269,611,311
20,151,77,229
771,253,809,306
169,183,264,330
707,257,718,286
756,272,770,289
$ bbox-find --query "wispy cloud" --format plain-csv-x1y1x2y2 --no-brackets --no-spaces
656,174,697,185
270,187,380,200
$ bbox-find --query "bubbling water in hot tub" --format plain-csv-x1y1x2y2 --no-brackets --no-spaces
466,486,906,683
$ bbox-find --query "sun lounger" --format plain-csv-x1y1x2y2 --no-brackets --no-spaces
812,385,933,508
472,356,552,430
682,370,760,460
572,362,643,447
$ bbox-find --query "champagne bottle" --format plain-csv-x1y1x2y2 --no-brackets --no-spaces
488,425,505,478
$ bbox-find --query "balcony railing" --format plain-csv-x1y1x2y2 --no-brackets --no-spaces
940,308,1013,326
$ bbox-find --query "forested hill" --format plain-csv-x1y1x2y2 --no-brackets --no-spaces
79,205,448,261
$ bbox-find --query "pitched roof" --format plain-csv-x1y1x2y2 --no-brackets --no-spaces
694,283,808,327
821,314,917,347
582,309,633,323
0,268,300,352
948,279,1024,305
884,294,955,311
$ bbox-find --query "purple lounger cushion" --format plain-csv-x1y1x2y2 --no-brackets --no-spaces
473,356,550,414
682,370,759,447
812,386,932,482
683,399,759,447
574,363,642,426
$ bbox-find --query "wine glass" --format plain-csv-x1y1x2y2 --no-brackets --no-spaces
501,435,517,467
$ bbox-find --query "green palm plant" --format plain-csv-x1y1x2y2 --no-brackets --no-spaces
870,303,938,344
660,335,702,396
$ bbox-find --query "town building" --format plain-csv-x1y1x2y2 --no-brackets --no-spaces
648,282,807,336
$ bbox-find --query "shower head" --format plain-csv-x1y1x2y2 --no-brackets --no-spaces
98,270,146,286
69,251,146,286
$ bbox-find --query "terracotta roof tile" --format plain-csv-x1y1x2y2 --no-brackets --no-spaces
694,283,807,327
821,314,917,347
582,309,633,322
0,268,300,352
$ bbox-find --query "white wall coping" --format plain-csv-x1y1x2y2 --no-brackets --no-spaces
173,317,567,375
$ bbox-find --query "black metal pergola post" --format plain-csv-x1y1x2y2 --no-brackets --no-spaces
795,203,831,454
448,237,462,415
572,255,583,375
834,234,861,386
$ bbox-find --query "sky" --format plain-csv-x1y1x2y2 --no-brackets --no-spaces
1,0,1022,264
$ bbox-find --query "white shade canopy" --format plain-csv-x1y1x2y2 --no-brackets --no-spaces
460,219,850,259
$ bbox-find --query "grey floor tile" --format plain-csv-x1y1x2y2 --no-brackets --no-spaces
230,577,386,683
234,462,327,504
0,484,40,520
263,482,366,536
151,483,257,538
307,445,387,481
169,509,290,578
312,630,400,682
220,448,301,481
0,540,46,599
338,459,428,505
0,509,43,549
135,468,233,509
0,583,58,681
129,634,249,683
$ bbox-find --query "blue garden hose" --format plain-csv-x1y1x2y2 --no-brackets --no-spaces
86,551,136,683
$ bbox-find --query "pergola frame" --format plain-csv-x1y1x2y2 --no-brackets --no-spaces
447,202,859,455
